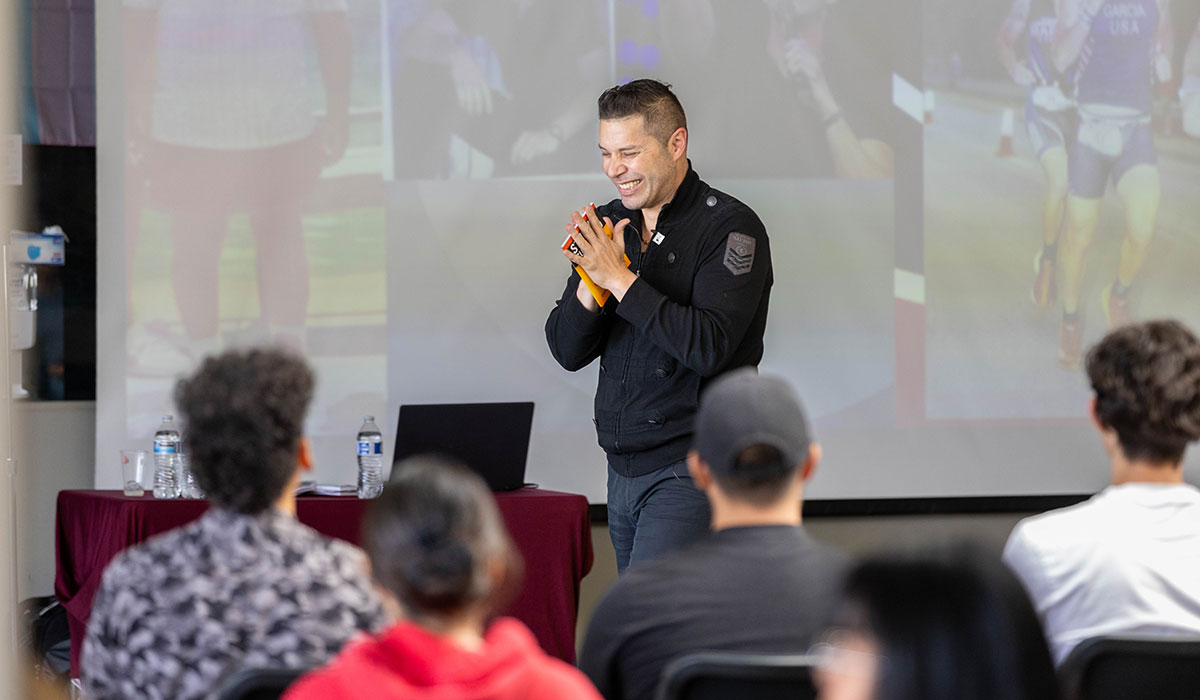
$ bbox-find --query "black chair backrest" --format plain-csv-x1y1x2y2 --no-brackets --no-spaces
1059,634,1200,700
657,651,817,700
217,667,310,700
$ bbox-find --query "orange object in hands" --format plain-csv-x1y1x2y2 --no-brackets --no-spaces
561,208,632,307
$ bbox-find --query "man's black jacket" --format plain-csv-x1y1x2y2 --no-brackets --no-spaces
545,165,773,477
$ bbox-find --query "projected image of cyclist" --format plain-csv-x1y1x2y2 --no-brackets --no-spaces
1054,0,1173,369
996,0,1078,309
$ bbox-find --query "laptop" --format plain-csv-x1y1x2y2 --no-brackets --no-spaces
391,402,534,491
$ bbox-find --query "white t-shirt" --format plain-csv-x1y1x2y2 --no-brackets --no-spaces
1004,482,1200,665
124,0,347,149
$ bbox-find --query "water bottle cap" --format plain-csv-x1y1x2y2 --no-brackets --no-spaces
162,414,174,421
363,415,375,422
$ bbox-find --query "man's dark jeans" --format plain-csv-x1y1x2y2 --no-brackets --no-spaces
607,460,712,575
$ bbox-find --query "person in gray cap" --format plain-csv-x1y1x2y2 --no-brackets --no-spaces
578,369,848,700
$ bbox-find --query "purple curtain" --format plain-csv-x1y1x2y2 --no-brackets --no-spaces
31,0,96,146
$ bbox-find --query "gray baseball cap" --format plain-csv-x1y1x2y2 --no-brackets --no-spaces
693,369,812,477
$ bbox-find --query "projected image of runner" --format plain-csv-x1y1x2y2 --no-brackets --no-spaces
922,0,1200,420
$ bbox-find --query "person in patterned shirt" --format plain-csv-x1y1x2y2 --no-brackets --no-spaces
82,348,386,700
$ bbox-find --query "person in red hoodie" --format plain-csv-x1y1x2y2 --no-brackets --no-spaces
283,456,603,700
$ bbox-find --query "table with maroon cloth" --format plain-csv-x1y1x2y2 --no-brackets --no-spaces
55,488,593,676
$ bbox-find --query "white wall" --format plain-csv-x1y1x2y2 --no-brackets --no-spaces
0,400,94,695
12,401,96,600
0,384,16,698
0,431,15,700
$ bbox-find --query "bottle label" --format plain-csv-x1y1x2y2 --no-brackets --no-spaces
357,441,382,456
153,442,178,454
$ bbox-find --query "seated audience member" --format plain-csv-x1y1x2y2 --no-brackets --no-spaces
283,457,603,700
1004,319,1200,664
82,349,386,700
813,543,1061,700
579,369,848,700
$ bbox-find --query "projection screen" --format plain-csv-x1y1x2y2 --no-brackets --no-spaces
96,0,1200,503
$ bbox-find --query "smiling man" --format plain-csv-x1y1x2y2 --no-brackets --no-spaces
545,79,774,573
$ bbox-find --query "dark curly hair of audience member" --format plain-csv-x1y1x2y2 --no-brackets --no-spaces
174,348,314,514
1086,319,1200,464
363,456,523,625
839,542,1061,700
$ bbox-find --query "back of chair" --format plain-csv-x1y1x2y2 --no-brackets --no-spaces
656,651,817,700
216,667,310,700
1059,635,1200,700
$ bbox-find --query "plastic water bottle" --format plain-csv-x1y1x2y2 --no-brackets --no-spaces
356,416,384,499
152,415,182,499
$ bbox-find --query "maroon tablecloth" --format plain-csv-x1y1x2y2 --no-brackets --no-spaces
55,489,593,676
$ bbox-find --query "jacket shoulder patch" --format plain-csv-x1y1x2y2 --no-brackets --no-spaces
723,232,755,276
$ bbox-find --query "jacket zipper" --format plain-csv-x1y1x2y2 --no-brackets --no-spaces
614,221,644,454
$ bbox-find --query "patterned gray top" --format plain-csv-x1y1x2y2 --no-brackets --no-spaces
81,507,386,700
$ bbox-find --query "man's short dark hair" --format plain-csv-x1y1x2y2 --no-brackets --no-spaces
174,348,314,514
597,79,687,145
1086,319,1200,464
711,444,798,506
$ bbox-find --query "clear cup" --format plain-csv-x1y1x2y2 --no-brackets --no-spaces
121,450,148,497
179,453,205,499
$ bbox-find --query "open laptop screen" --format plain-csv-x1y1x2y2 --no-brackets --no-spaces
391,402,534,492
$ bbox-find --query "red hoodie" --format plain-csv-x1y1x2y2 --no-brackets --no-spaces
283,617,603,700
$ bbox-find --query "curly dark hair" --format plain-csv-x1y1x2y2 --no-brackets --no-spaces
174,348,315,514
598,78,687,145
1086,319,1200,464
363,456,522,622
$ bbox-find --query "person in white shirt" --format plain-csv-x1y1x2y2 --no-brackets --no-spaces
1004,319,1200,665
